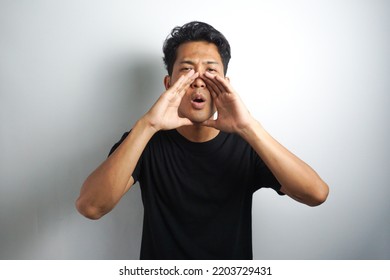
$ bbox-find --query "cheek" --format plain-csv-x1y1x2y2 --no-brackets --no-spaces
177,95,190,115
179,94,191,106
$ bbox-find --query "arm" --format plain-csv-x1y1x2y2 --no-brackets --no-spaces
239,120,329,206
202,72,329,206
76,70,199,219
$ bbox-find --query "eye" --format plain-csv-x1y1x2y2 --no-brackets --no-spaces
181,67,193,72
207,68,217,73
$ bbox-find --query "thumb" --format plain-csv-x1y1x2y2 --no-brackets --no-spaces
178,117,194,127
201,119,218,128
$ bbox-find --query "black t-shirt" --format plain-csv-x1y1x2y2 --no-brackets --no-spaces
109,129,282,259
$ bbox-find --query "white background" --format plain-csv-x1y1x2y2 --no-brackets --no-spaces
0,0,389,259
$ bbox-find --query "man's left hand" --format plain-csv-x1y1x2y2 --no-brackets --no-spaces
201,72,254,134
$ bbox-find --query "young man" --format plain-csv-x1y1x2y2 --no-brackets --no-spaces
76,21,329,259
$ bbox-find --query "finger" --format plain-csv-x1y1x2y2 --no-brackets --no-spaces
203,74,222,96
204,73,225,94
209,88,218,100
214,74,233,93
178,117,194,127
177,71,199,97
201,119,217,128
205,72,231,93
169,70,195,93
167,75,185,95
203,75,218,98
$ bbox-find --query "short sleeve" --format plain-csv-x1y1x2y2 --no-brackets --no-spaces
108,131,142,184
251,149,284,195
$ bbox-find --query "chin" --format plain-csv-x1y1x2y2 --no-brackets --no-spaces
191,115,215,125
180,106,216,124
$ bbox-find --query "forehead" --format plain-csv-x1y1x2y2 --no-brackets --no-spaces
175,41,222,63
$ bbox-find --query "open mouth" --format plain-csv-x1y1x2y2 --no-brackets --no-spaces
193,98,205,103
191,94,206,109
191,93,206,103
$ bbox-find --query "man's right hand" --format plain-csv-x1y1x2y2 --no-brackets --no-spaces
76,70,199,220
143,69,199,132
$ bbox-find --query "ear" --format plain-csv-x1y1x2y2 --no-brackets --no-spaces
164,75,171,90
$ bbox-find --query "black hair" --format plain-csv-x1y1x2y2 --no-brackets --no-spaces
163,21,231,76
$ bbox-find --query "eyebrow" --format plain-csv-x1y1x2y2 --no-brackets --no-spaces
179,60,219,65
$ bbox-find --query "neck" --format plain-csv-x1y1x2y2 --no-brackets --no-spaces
176,125,219,143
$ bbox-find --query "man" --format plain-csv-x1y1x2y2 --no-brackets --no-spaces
76,21,329,259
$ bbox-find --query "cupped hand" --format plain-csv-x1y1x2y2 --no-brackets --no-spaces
144,70,199,132
201,72,254,133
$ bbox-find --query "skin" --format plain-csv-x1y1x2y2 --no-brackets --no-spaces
76,41,329,220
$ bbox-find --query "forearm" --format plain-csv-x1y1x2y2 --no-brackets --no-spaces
76,117,156,219
239,119,329,206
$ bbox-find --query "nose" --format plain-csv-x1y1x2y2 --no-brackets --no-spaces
190,76,206,89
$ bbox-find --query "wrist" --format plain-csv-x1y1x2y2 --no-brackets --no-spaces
141,109,165,132
238,118,266,142
136,115,160,136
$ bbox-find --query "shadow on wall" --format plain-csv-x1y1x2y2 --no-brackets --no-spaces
84,52,167,135
0,53,167,259
70,53,168,259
